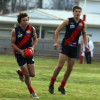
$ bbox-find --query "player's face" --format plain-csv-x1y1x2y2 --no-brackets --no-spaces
20,17,29,27
73,9,81,19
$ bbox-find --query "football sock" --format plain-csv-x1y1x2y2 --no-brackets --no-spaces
18,70,23,76
60,80,66,87
50,76,56,85
28,86,35,94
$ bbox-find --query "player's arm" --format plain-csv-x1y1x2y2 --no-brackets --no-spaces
11,29,24,56
54,19,69,50
31,27,38,51
82,22,89,52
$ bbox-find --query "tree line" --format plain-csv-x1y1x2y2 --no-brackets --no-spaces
0,0,78,15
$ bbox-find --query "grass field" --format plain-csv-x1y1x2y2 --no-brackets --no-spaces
0,55,100,100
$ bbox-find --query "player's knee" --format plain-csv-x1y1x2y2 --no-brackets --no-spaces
24,74,30,78
58,64,63,69
67,67,73,72
58,66,62,70
30,73,35,77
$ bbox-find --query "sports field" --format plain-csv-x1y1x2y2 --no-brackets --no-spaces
0,55,100,100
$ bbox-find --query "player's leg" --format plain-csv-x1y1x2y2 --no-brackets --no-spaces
21,64,31,88
53,53,67,78
21,64,38,98
15,54,25,82
58,57,75,94
63,57,75,82
49,53,67,94
16,69,24,82
27,64,35,77
26,59,39,98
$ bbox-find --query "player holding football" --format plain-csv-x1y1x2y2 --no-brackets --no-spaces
11,12,39,98
49,6,89,95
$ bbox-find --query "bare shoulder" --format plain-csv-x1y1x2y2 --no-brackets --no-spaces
12,29,15,33
33,27,36,32
11,29,15,36
63,18,69,26
64,18,69,22
11,29,16,41
32,27,36,35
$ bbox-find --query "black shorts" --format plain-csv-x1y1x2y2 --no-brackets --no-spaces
60,45,77,58
15,53,34,67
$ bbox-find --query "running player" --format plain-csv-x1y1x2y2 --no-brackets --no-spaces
49,6,89,95
11,12,39,98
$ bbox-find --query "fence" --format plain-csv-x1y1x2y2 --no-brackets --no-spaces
0,37,100,61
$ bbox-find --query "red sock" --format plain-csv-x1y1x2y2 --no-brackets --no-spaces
50,76,56,85
18,70,23,76
28,86,35,94
60,80,66,87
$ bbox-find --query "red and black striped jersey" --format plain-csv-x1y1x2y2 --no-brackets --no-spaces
14,25,33,53
62,17,84,46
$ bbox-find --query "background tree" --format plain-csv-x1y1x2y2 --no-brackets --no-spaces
0,0,10,14
50,0,79,10
1,0,79,15
38,0,43,8
10,0,40,13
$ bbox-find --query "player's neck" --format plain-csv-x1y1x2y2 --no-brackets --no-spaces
74,17,80,23
20,25,27,31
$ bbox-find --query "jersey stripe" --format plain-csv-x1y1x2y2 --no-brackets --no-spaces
64,19,83,46
14,25,32,53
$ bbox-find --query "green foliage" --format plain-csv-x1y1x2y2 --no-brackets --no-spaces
0,55,100,100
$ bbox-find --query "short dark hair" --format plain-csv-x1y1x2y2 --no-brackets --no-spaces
72,6,82,12
17,12,29,24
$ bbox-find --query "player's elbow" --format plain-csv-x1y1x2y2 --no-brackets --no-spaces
11,42,13,48
11,43,14,48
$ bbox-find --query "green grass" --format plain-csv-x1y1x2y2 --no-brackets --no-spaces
0,55,100,100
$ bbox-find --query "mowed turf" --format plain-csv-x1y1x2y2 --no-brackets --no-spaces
0,55,100,100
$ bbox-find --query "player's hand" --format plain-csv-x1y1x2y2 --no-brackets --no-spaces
54,43,58,50
85,46,90,52
28,47,34,55
20,50,25,57
29,47,34,52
